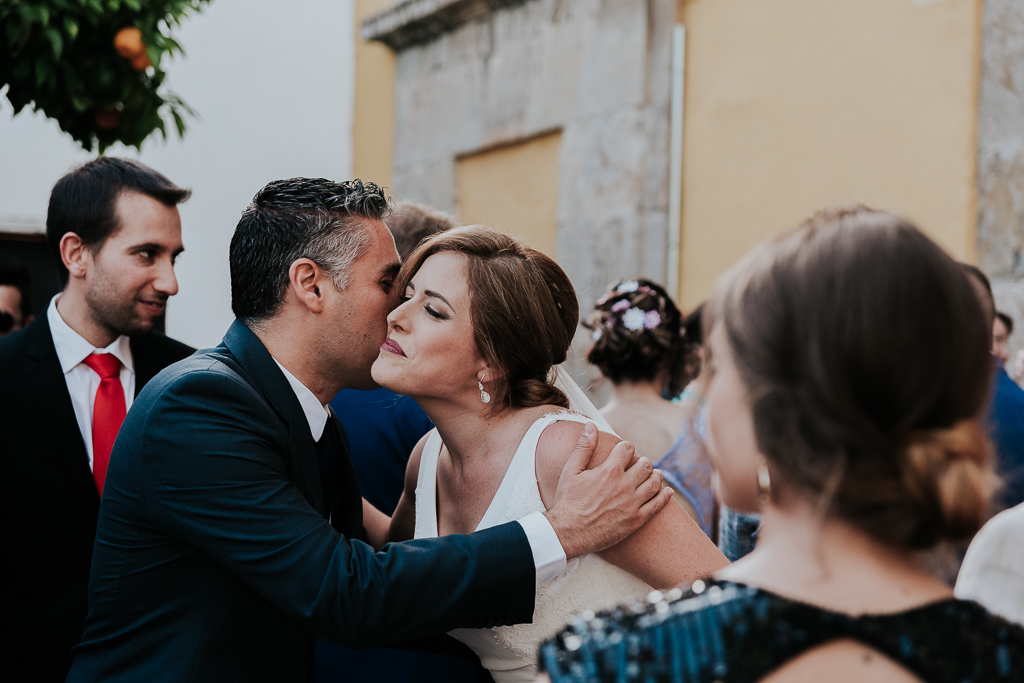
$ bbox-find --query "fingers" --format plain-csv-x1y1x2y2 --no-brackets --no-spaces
626,455,654,488
637,485,673,521
632,463,664,503
562,422,599,476
602,439,636,471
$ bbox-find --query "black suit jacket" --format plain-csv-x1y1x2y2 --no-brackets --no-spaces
67,320,537,682
0,314,194,682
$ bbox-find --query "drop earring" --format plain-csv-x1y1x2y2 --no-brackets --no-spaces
757,462,772,506
479,374,491,404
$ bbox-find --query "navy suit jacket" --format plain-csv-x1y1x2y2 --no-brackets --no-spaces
0,314,193,682
68,320,536,682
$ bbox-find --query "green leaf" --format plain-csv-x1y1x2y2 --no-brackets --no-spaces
124,0,142,11
171,108,186,137
45,27,63,59
63,16,79,41
35,60,50,88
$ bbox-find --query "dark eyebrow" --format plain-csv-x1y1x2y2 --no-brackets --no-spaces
381,263,400,279
129,242,165,252
424,289,452,308
405,282,454,309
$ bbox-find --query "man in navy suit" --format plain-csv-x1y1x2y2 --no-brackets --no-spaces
68,178,670,682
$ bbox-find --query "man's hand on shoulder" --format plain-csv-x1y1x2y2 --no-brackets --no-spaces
543,423,671,559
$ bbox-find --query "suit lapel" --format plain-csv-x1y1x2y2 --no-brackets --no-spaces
130,335,159,397
25,316,100,519
326,409,367,541
221,320,325,514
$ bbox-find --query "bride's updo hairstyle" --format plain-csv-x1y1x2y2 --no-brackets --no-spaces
709,204,996,549
396,225,578,412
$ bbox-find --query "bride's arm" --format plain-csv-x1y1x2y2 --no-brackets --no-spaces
536,423,729,589
386,434,427,544
362,498,391,550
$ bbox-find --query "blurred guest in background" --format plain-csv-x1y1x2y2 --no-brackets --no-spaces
962,266,1024,510
585,278,714,537
993,311,1013,365
541,204,1024,682
0,158,194,682
956,502,1024,627
0,253,34,336
320,200,481,683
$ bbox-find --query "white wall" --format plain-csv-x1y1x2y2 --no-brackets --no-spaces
0,0,355,348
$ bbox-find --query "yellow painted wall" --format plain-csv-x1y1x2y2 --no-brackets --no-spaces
456,131,562,257
352,0,395,190
676,0,983,309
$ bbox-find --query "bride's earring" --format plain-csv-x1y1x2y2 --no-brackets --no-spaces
479,374,491,404
757,462,772,506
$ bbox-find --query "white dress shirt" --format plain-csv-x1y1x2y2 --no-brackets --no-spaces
955,503,1024,626
47,294,135,471
272,357,567,583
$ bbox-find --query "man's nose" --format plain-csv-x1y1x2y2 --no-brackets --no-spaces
154,257,179,296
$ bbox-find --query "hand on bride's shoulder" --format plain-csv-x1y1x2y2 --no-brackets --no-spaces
535,421,626,510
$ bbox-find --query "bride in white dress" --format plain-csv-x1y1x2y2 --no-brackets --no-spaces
365,226,727,682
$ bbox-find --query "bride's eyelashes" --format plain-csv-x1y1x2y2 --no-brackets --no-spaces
397,294,448,321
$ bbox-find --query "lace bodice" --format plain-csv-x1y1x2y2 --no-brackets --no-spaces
414,413,652,683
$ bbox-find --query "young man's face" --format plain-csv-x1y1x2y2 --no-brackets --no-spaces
83,191,184,337
993,317,1011,364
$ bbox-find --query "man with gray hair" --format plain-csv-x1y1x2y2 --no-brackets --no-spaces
69,178,670,682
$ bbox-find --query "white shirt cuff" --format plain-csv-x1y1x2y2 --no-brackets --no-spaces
517,511,567,584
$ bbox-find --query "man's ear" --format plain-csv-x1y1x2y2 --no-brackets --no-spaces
59,232,90,280
287,258,329,314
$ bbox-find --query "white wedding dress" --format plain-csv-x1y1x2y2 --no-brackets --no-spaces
414,411,653,682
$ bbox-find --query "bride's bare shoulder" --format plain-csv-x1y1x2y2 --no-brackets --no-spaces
403,431,433,489
535,418,622,506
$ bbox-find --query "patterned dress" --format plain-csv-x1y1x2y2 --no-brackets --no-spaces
540,579,1024,683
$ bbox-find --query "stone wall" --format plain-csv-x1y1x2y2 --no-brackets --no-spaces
380,0,677,391
978,0,1024,369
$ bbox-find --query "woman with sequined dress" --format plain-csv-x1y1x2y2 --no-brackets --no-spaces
367,226,729,682
539,205,1024,682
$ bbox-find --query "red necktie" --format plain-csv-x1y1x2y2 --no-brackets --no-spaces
83,353,127,496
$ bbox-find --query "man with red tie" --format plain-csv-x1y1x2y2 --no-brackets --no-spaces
0,157,194,681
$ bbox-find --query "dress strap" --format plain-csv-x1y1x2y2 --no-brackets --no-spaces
414,428,443,538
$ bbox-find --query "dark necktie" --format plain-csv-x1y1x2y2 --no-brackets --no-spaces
83,353,126,496
314,420,338,519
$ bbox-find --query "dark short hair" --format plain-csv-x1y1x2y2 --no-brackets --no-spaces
995,313,1011,335
585,278,692,396
229,178,390,324
386,201,456,261
710,204,994,550
46,157,191,286
396,226,579,414
0,254,32,320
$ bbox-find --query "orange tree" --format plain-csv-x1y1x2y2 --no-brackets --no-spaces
0,0,211,152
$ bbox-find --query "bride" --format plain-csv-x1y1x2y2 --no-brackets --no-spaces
364,226,728,682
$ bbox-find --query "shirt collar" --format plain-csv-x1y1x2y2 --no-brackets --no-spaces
47,294,134,375
272,358,329,442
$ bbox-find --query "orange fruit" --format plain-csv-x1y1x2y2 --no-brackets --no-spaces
114,27,145,58
131,52,153,71
94,107,120,130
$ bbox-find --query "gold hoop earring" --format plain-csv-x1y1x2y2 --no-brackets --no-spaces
757,462,772,506
479,374,491,404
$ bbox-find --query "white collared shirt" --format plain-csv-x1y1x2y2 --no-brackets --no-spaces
270,357,567,582
955,503,1024,626
47,294,135,471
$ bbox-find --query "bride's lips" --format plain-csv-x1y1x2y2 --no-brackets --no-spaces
381,338,406,357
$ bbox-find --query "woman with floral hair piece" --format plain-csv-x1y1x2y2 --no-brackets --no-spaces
585,278,715,537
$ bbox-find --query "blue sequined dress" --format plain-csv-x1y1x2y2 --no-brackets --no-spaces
540,579,1024,683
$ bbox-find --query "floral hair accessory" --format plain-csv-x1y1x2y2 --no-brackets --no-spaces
617,280,639,294
644,310,661,329
611,299,630,313
622,307,646,331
